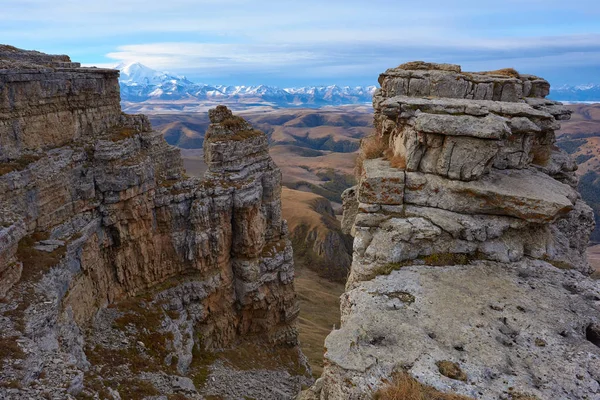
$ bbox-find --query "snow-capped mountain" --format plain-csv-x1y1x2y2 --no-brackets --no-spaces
550,84,600,102
115,62,377,106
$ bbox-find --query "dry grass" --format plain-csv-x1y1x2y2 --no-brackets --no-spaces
531,146,551,166
109,126,138,142
363,134,388,159
385,150,407,170
478,68,520,78
355,134,388,177
219,341,308,376
17,232,66,282
374,372,474,400
115,379,160,400
206,129,264,142
291,267,345,377
0,336,25,364
0,154,41,176
436,361,467,381
221,115,250,130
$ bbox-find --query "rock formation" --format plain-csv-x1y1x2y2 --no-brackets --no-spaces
0,46,308,399
303,62,600,399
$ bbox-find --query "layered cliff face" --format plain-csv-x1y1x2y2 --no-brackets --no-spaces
0,47,307,399
304,62,600,399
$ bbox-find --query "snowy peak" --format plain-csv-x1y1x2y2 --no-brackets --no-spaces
550,83,600,102
116,62,193,86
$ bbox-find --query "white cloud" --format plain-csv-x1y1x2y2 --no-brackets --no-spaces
2,0,599,84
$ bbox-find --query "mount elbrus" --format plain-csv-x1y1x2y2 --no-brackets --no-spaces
0,45,309,400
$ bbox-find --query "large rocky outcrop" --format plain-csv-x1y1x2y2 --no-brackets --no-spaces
0,46,308,399
303,62,600,399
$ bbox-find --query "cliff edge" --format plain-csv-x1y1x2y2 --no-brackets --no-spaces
0,46,308,399
303,62,600,399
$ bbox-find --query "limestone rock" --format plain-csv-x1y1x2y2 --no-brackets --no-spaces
404,167,576,222
415,113,510,140
320,261,600,400
358,159,405,205
305,62,597,400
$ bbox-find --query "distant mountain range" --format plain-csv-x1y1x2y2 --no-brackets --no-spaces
116,62,600,105
550,84,600,102
116,62,377,107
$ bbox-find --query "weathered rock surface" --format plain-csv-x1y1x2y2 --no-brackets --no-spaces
319,261,600,400
303,62,599,399
0,46,308,399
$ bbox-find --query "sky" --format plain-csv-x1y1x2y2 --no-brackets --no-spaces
1,0,600,87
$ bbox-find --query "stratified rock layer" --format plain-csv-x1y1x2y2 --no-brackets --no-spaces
304,62,600,400
0,46,307,399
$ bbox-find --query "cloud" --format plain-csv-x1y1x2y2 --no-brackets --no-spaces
100,32,600,84
1,0,599,84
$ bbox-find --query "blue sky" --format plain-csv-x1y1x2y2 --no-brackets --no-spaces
1,0,599,87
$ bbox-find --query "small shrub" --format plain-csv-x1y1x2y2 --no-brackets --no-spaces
507,391,540,400
374,372,473,400
355,134,388,177
363,134,387,160
0,380,22,389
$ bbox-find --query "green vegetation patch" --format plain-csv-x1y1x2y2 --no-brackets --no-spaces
368,253,478,280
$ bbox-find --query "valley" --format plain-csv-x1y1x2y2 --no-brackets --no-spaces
557,103,600,242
